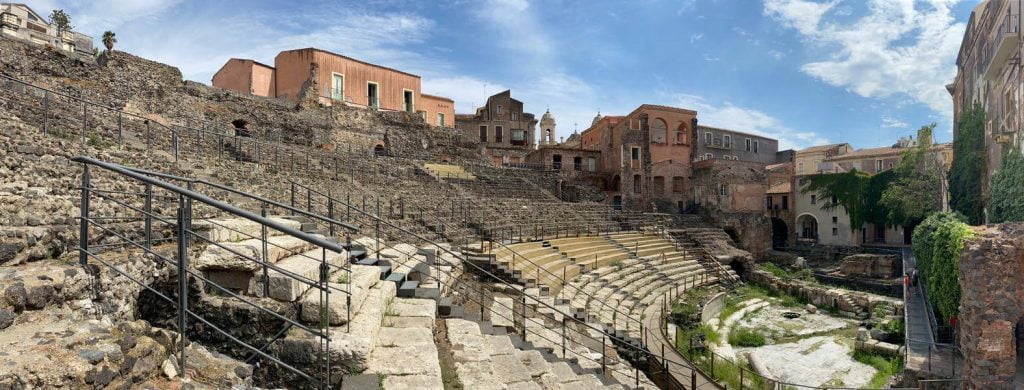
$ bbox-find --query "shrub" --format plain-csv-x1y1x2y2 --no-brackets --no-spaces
928,218,972,322
911,212,963,276
728,328,766,347
853,350,903,388
990,150,1024,223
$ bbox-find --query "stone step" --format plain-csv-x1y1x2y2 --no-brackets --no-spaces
258,247,347,302
298,264,380,326
195,234,320,272
192,216,301,243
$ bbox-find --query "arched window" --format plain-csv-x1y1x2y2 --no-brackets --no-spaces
674,123,689,144
651,118,667,144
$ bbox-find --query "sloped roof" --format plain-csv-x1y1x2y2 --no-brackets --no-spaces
826,146,903,161
767,181,792,194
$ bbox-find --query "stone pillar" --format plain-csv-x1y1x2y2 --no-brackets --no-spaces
959,223,1024,389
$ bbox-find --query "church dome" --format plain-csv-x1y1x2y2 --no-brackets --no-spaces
591,111,603,126
541,109,555,124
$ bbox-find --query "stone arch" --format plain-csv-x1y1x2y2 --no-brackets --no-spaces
675,123,689,144
373,142,386,156
797,213,818,241
651,118,667,144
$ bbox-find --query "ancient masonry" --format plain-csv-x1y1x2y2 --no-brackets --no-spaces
0,37,760,389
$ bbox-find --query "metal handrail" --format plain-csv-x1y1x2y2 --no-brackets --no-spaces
73,156,337,387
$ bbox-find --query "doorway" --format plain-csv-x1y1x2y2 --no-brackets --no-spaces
613,196,622,211
771,218,788,249
403,90,414,113
367,82,379,108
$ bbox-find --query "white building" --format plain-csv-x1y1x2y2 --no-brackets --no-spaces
1,3,93,55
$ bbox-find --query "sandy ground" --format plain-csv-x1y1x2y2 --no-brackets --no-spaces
736,336,876,388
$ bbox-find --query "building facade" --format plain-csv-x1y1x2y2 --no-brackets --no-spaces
765,162,794,248
454,90,538,165
580,105,695,212
211,48,455,128
693,125,781,164
949,0,1023,214
0,3,93,55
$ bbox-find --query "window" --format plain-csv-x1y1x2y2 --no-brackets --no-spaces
479,125,487,142
887,162,894,170
651,118,667,144
511,130,526,146
633,175,642,193
437,113,445,127
403,89,414,112
631,147,640,160
724,135,732,148
766,196,773,210
367,82,379,108
497,105,503,116
512,112,518,120
553,154,562,170
587,157,596,172
832,216,838,224
832,227,838,236
745,138,751,152
705,132,712,145
495,126,503,143
331,73,344,100
653,176,666,194
573,156,583,171
672,177,684,193
719,184,728,196
754,140,759,153
811,195,817,204
875,159,883,171
781,196,788,209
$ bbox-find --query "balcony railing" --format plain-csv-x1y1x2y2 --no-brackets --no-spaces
981,10,1020,80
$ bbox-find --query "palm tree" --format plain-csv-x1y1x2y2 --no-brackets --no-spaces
102,31,116,52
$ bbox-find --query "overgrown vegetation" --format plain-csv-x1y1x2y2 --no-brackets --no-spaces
728,328,767,347
911,212,972,322
852,350,903,389
989,149,1024,223
758,263,814,282
948,103,987,225
879,125,944,227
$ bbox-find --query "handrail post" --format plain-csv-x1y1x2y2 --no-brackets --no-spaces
375,196,381,257
173,133,179,163
144,183,153,250
602,335,607,374
81,100,87,146
176,200,189,380
117,112,123,149
328,195,335,237
79,164,90,267
561,317,566,358
42,90,49,134
291,182,296,208
261,206,270,298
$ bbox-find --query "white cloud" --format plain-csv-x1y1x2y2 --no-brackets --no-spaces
769,50,785,60
703,53,720,61
673,93,830,150
690,32,704,43
881,116,909,128
764,0,966,118
677,0,697,14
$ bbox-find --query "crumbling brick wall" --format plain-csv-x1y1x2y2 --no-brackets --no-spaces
959,222,1024,389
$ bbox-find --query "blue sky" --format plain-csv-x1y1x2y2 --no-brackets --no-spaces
34,0,977,150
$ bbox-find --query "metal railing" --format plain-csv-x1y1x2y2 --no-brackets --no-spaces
73,156,349,388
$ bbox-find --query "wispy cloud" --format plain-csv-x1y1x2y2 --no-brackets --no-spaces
672,93,829,150
881,116,909,128
690,32,704,43
764,0,965,118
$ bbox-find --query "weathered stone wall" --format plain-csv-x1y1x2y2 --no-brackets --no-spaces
747,269,902,319
700,291,727,324
959,223,1024,390
839,253,899,278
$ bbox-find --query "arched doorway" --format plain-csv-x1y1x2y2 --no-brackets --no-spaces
610,175,621,192
771,218,788,249
797,214,818,242
373,144,386,156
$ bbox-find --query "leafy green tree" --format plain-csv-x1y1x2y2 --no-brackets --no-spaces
879,125,944,226
990,149,1024,223
48,9,73,36
800,170,872,229
948,103,987,225
101,31,117,51
911,212,969,323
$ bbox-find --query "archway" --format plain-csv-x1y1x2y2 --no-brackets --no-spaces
610,175,621,192
723,227,740,244
651,118,667,144
373,144,386,156
797,214,818,242
771,217,788,249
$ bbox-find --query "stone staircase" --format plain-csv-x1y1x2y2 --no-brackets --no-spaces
423,163,476,180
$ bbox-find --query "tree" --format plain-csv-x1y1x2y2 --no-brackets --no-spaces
101,31,117,52
911,212,969,323
989,149,1024,223
879,124,944,226
948,103,987,225
49,9,73,36
800,169,872,229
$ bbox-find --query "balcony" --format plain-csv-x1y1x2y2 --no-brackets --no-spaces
982,11,1020,81
0,12,19,28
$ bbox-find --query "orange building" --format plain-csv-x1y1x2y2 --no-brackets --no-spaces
211,48,454,128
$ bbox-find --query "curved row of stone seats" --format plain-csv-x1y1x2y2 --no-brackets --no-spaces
584,253,703,333
446,317,634,389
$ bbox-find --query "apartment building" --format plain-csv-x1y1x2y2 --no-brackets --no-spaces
693,125,781,164
212,49,455,128
580,104,695,211
949,0,1022,201
0,3,93,55
454,90,538,165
